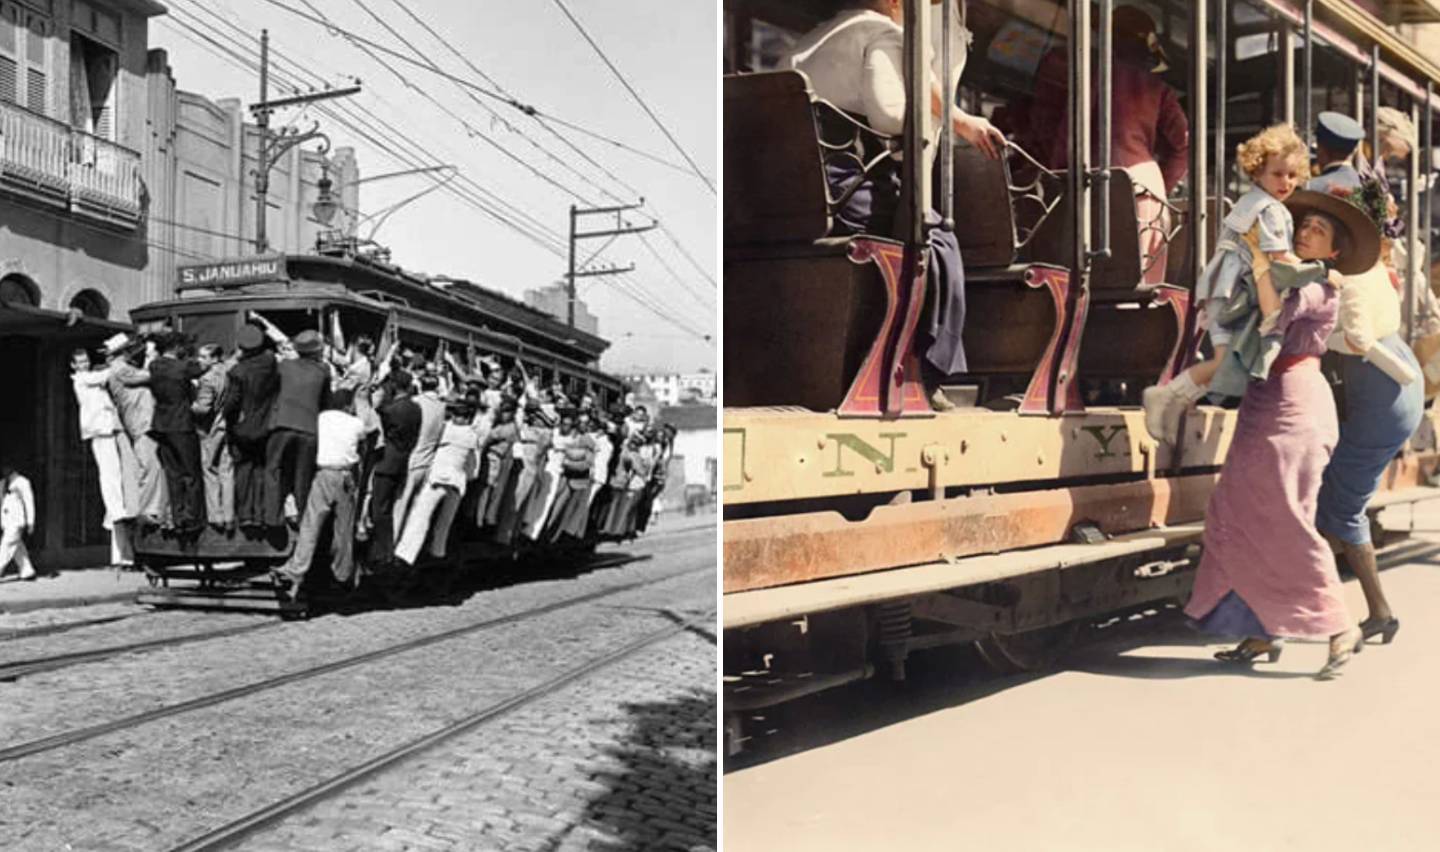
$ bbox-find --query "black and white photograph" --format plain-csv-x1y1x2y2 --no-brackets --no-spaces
0,1,716,849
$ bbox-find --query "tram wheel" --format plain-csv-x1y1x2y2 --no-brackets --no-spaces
974,622,1080,674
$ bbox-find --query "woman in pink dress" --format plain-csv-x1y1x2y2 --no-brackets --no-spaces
1184,189,1382,680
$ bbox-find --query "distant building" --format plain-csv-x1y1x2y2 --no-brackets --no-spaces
657,404,717,513
524,281,599,337
0,2,353,569
621,371,717,407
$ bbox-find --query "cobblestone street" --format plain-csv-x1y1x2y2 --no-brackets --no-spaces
0,521,716,852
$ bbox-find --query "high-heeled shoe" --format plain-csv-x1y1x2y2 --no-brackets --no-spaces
1315,627,1365,680
1360,616,1400,645
1214,638,1283,664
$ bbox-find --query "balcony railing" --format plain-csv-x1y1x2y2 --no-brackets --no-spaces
0,100,143,229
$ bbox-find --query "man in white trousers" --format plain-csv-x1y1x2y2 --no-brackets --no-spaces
70,347,132,565
0,460,36,580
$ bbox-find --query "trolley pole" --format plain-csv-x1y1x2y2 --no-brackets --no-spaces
564,201,656,327
249,28,361,254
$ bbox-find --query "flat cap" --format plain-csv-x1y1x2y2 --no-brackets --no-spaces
236,325,266,352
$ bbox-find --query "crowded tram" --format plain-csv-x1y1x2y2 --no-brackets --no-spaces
722,0,1440,750
69,247,671,616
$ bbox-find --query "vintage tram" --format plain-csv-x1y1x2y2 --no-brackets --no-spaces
722,0,1440,750
126,244,627,616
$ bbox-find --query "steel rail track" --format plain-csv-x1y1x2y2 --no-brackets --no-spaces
0,612,146,643
0,525,714,682
167,610,715,852
0,564,710,764
0,621,274,681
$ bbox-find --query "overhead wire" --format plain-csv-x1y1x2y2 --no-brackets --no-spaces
247,0,694,176
379,0,716,301
547,0,716,194
163,4,568,257
160,2,712,343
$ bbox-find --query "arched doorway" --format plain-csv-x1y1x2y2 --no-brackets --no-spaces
68,289,111,320
0,274,40,307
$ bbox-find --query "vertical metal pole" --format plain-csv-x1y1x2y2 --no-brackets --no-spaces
939,0,954,232
1427,84,1434,317
1094,0,1112,260
903,0,929,245
255,29,270,254
1407,101,1421,342
1069,0,1091,278
566,204,577,327
1214,0,1226,205
1370,45,1381,173
1281,25,1295,126
1354,67,1365,124
1302,0,1313,147
1189,0,1209,293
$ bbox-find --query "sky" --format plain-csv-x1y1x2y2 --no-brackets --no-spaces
150,0,717,374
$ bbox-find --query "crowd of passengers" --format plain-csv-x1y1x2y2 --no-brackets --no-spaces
66,314,675,599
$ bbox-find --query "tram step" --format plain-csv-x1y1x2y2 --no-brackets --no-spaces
132,525,293,560
135,589,303,615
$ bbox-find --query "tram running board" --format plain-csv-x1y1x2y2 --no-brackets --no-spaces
723,523,1204,630
136,588,304,616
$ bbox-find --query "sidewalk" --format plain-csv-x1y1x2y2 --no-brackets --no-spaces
0,569,150,616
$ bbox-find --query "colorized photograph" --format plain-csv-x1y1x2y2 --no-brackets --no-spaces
722,1,1440,849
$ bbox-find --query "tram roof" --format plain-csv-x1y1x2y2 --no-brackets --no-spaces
143,251,610,364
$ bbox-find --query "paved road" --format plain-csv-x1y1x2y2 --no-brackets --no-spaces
0,521,716,852
724,506,1440,852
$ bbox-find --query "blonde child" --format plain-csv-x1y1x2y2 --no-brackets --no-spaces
1142,124,1308,443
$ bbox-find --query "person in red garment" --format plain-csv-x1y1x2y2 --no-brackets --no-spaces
1029,5,1188,284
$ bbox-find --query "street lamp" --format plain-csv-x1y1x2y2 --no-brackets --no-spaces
312,166,339,226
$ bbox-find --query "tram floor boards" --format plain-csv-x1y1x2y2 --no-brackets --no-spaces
0,621,275,681
165,610,715,852
0,565,709,764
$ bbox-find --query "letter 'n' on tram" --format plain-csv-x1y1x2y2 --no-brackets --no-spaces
722,0,1440,751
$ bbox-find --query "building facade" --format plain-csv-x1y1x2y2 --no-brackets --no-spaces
524,281,599,337
0,0,354,568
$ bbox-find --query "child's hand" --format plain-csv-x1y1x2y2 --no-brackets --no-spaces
1327,269,1347,287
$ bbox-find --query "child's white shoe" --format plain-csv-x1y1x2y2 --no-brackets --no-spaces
1142,373,1206,444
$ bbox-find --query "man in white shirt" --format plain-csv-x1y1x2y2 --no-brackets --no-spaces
274,389,367,597
393,372,447,537
395,399,481,565
0,461,36,580
69,347,130,535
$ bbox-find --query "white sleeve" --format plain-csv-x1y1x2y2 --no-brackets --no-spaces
19,478,34,528
861,31,907,137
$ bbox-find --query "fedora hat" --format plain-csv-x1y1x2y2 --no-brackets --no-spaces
292,329,324,355
1284,189,1381,275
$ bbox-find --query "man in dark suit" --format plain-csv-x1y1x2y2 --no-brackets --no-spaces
148,333,206,534
369,369,421,563
264,329,332,528
221,325,279,529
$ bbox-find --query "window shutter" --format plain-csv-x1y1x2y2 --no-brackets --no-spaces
26,66,42,113
96,99,111,138
0,57,15,104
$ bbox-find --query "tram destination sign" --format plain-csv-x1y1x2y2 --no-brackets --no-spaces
177,255,287,290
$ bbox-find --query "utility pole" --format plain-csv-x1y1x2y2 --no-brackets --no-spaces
251,29,361,254
566,201,656,326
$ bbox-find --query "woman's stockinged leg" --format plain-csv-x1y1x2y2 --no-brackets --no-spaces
1341,541,1393,624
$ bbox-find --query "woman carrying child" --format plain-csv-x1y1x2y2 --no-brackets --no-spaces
1184,186,1382,680
1141,125,1309,442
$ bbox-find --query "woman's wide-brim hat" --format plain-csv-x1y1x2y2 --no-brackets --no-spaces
1284,189,1381,275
